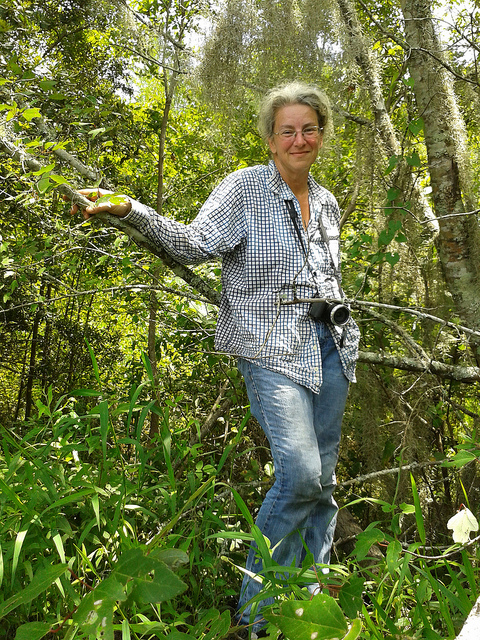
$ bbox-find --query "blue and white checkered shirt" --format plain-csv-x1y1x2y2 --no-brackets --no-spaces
127,161,359,392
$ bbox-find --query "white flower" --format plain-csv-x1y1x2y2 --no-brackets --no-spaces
447,507,479,544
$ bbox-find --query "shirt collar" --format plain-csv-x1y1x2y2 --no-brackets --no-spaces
266,160,324,201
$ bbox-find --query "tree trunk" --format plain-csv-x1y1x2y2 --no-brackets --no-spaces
401,0,480,338
456,594,480,639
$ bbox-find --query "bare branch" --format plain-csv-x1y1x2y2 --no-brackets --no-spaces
357,350,480,383
339,458,443,488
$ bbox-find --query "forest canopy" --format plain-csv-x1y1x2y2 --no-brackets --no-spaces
1,1,480,639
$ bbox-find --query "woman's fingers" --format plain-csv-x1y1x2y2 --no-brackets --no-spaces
67,189,131,219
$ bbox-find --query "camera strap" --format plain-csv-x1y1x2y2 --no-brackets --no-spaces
285,199,343,293
285,199,308,257
286,199,348,347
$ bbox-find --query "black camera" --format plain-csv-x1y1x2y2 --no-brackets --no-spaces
309,300,351,326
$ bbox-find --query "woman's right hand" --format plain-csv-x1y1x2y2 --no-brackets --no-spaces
69,188,132,220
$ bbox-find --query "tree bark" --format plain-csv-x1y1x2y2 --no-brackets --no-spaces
456,594,480,640
401,0,480,336
334,0,435,228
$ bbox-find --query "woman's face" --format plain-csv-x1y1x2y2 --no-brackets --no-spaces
268,103,322,180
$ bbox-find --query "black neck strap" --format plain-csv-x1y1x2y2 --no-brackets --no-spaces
285,199,307,256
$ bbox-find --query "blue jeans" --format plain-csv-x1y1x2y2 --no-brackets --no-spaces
236,322,349,631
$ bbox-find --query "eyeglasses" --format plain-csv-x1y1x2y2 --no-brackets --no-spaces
273,126,323,141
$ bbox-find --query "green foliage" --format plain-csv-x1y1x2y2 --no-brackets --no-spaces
1,1,480,638
0,368,244,638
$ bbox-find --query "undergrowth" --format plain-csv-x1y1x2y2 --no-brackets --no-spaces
0,356,479,639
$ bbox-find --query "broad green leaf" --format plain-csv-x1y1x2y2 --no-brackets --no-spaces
149,547,189,570
386,539,402,575
384,155,398,176
406,151,421,167
14,622,52,640
37,177,51,193
352,526,384,562
386,187,401,201
409,117,424,136
385,252,400,267
0,564,67,618
88,127,106,138
38,80,57,90
339,575,364,618
21,108,41,121
49,174,70,185
74,594,114,640
130,564,187,603
264,594,350,640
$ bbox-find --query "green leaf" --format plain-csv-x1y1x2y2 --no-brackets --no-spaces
38,80,56,90
32,163,55,176
339,575,364,618
37,177,51,194
49,174,70,185
14,622,52,640
149,548,189,570
386,539,402,575
85,338,101,385
386,187,401,202
384,155,398,176
352,526,384,562
40,488,97,516
21,108,42,121
12,528,28,587
0,564,67,618
409,118,424,136
343,619,362,640
74,593,114,640
88,126,106,138
384,252,400,267
130,564,187,603
264,594,351,640
411,474,426,544
69,388,103,397
406,151,421,167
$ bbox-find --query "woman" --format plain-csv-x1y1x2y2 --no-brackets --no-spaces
73,82,360,636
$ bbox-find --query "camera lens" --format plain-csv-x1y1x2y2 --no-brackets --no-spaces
329,304,350,326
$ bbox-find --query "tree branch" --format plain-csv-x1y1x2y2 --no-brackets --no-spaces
0,135,220,306
357,350,480,383
339,459,443,488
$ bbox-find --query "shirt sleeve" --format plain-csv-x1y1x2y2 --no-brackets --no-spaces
124,171,248,265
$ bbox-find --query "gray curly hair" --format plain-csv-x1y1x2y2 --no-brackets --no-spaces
257,81,332,142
